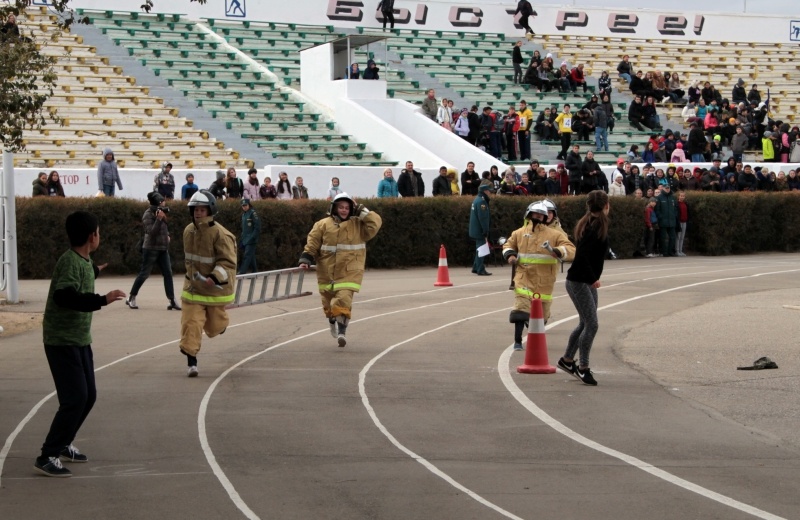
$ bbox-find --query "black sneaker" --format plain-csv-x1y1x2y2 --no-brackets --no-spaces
557,357,576,376
60,444,88,463
575,366,598,386
34,456,72,477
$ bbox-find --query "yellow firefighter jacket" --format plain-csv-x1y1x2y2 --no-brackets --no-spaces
181,216,238,305
302,211,382,293
548,218,565,235
503,221,575,301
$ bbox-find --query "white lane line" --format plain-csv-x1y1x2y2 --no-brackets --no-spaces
197,289,510,520
497,268,800,520
0,339,178,488
358,309,524,520
0,278,503,487
2,260,791,511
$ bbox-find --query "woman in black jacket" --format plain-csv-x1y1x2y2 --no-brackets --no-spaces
224,167,244,199
556,190,610,386
46,171,66,197
580,151,603,194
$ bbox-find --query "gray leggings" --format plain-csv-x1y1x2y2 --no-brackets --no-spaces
564,280,599,367
676,222,687,253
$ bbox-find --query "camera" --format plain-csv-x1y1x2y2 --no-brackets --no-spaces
158,207,170,214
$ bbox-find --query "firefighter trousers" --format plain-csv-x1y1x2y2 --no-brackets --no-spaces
320,289,354,319
180,302,229,356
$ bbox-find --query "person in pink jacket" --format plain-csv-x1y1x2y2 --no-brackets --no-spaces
671,142,686,163
779,123,791,163
243,168,261,201
703,108,719,138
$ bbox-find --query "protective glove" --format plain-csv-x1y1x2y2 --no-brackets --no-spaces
356,204,369,217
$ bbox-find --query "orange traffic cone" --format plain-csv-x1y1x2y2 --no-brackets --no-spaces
517,296,556,374
433,244,453,287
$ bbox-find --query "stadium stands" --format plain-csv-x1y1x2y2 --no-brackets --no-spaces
14,6,800,173
547,34,798,127
15,7,244,169
83,11,396,167
350,29,648,164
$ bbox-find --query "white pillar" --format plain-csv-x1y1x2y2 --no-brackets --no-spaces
2,151,18,304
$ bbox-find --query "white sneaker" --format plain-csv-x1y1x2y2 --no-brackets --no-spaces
126,296,138,309
329,320,337,339
187,366,198,377
646,253,654,258
337,334,347,348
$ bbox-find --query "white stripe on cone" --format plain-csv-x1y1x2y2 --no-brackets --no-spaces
528,316,546,334
438,258,448,267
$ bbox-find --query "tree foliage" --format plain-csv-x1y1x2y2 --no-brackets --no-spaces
0,0,207,152
0,35,59,152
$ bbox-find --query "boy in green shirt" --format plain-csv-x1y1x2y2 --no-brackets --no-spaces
35,211,125,477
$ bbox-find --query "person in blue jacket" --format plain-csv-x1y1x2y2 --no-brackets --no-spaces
181,173,199,201
377,168,399,197
469,181,496,276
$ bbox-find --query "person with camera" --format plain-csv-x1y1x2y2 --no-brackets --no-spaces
126,192,180,311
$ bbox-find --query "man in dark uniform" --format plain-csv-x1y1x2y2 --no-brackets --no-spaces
469,181,495,276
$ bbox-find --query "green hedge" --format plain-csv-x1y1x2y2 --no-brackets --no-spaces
13,192,800,279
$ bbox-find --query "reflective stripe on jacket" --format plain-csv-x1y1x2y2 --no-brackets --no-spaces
503,222,576,298
181,217,237,305
303,211,382,293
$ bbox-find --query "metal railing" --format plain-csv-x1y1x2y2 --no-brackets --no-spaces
227,266,314,309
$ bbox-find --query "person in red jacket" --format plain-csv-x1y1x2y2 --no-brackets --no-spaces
644,198,658,257
675,191,690,256
557,163,569,195
570,64,588,93
504,108,521,161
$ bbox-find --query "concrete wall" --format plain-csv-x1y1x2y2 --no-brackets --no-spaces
357,98,503,173
300,41,449,170
64,0,800,43
12,162,800,201
13,167,438,200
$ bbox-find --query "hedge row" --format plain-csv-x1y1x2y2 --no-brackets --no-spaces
13,192,800,279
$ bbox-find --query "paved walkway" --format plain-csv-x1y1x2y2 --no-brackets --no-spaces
1,254,799,520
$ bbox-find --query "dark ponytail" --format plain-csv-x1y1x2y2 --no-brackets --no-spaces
574,190,610,242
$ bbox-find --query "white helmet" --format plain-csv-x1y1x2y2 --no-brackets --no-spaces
543,199,557,217
329,192,356,220
543,199,557,223
188,190,217,217
525,201,549,222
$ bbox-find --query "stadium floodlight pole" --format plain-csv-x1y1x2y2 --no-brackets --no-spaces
2,150,19,303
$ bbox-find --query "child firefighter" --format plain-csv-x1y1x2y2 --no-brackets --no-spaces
299,193,382,347
179,190,237,376
503,201,575,350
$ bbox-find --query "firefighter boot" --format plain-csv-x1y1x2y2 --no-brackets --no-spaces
329,318,337,339
336,316,349,348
